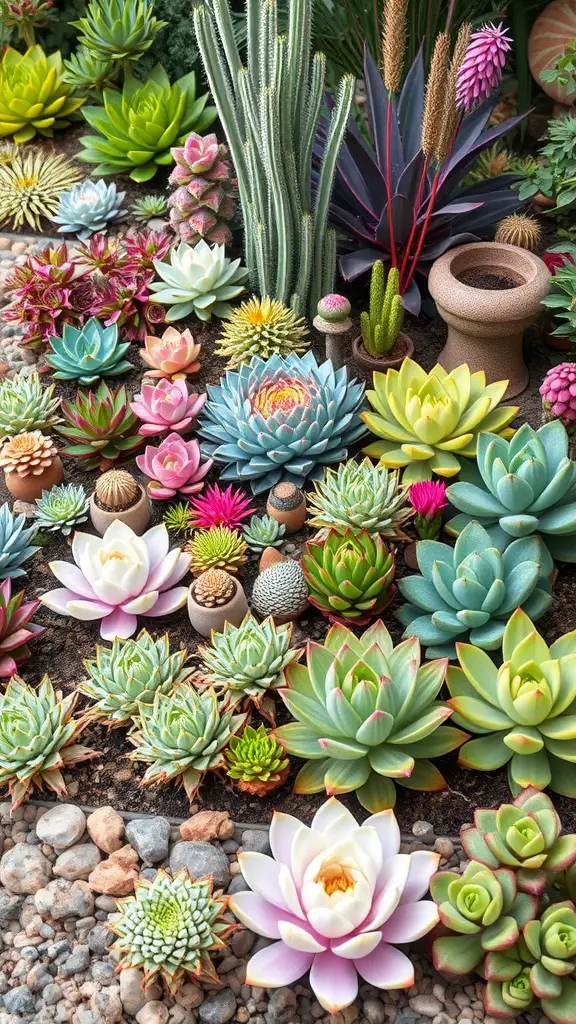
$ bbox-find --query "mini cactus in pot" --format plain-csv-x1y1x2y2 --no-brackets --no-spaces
266,482,307,533
355,262,411,368
90,469,151,535
187,568,249,637
225,724,289,796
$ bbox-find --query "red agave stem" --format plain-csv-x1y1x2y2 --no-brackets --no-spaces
403,168,441,294
385,98,397,268
399,154,430,289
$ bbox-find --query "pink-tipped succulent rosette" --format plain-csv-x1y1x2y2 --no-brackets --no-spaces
131,378,206,437
136,434,213,500
141,326,201,380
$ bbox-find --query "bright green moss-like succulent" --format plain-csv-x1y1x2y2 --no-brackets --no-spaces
307,457,413,538
34,483,89,536
447,421,576,562
131,194,168,221
397,521,553,659
362,360,518,484
275,620,467,812
110,869,233,993
71,0,166,63
243,515,285,552
199,614,302,724
225,724,289,796
0,371,61,436
46,318,132,384
163,502,192,536
447,608,576,798
80,630,192,727
303,529,395,625
0,45,84,143
0,148,81,231
187,527,247,575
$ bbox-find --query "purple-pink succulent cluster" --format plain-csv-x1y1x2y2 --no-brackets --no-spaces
0,578,45,678
168,133,235,245
136,434,213,500
131,379,206,437
187,482,255,530
456,22,512,111
540,363,576,424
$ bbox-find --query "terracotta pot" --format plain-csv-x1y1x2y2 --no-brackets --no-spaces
187,577,249,637
352,331,414,372
90,485,151,536
428,242,551,400
528,1,576,107
403,541,419,571
258,547,287,572
533,192,557,210
4,456,64,502
266,483,307,533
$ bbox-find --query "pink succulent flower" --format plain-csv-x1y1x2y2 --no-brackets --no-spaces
229,797,439,1014
41,521,191,640
540,364,576,423
131,379,206,437
136,433,213,500
456,22,512,111
409,481,448,520
188,482,255,529
543,251,575,275
141,326,201,380
172,133,221,178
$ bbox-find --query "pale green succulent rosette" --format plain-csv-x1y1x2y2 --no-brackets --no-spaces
34,483,90,536
71,0,166,62
0,372,61,436
46,317,132,384
446,421,576,562
306,457,413,538
243,515,285,552
485,964,536,1019
447,608,576,798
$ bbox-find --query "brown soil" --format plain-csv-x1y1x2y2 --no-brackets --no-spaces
456,269,520,290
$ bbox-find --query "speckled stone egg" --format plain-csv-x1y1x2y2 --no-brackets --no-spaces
250,560,308,621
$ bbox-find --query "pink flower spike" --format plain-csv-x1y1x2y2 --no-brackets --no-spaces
136,433,213,500
409,481,448,520
131,378,206,437
456,22,512,111
187,483,255,529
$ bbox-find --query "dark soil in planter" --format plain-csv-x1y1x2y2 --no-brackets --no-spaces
456,268,521,290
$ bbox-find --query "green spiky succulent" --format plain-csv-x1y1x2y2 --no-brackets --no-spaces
187,527,247,575
163,502,192,535
0,675,98,809
243,515,285,552
303,529,395,625
0,147,82,231
71,0,166,62
215,296,310,369
55,381,143,471
447,608,576,798
63,47,119,95
131,194,168,221
0,45,84,143
199,613,302,724
34,483,89,536
0,503,39,580
307,457,413,538
109,869,234,994
80,630,192,727
360,263,404,357
225,724,289,795
129,685,246,802
0,371,61,436
275,620,467,812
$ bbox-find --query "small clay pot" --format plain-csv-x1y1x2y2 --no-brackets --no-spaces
352,331,414,372
532,192,557,211
4,457,64,502
259,547,287,573
544,315,573,352
90,485,151,536
266,482,307,533
187,577,249,637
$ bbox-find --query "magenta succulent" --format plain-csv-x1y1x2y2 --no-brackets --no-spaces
171,134,222,177
540,363,576,424
168,132,235,246
410,481,448,520
0,578,45,678
131,379,206,437
188,483,255,530
456,22,512,111
136,433,213,500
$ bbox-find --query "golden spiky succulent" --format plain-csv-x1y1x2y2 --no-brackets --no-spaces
94,469,140,511
215,297,309,369
0,147,82,231
495,214,542,252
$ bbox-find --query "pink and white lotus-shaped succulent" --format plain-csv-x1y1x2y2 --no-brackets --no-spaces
141,327,201,380
136,433,213,500
130,378,206,437
41,521,191,640
229,798,439,1013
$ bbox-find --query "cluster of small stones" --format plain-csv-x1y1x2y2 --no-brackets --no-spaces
0,235,62,377
0,805,550,1024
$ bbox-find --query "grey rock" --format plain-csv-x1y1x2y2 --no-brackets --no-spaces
198,989,237,1024
26,963,51,991
140,868,157,882
18,945,39,959
125,818,170,864
240,830,270,855
90,987,123,1024
60,944,90,976
230,928,255,957
35,879,94,920
227,875,249,895
363,999,386,1024
46,940,72,959
409,995,443,1017
266,987,296,1023
86,923,113,955
136,1002,169,1024
169,842,230,890
0,888,24,921
119,967,149,1017
395,1011,421,1024
91,962,116,986
36,806,86,851
53,845,101,882
0,846,52,895
2,985,36,1014
43,985,63,1006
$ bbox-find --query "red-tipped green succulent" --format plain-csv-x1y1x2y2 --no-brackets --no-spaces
461,789,576,898
56,381,144,471
0,578,45,678
302,529,396,625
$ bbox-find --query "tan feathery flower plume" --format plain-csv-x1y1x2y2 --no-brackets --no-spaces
436,22,472,162
382,0,407,93
421,32,450,160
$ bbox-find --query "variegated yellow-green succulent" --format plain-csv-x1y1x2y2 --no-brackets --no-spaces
0,45,84,143
362,359,518,483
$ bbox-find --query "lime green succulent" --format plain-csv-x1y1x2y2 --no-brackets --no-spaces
307,457,413,538
0,45,84,143
362,359,519,483
63,47,119,95
0,371,61,436
187,527,247,575
225,724,289,796
303,529,395,625
71,0,166,63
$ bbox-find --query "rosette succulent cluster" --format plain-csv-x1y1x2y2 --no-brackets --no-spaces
110,869,233,993
150,240,248,321
199,353,367,493
275,621,466,811
362,360,518,483
215,296,309,369
0,148,81,231
199,614,302,723
168,132,235,245
56,382,143,470
187,528,247,575
79,66,216,182
52,179,127,239
141,327,201,380
0,578,44,678
0,45,84,143
0,675,98,809
0,431,59,479
230,797,440,1012
307,458,412,538
446,422,576,562
80,630,192,727
46,318,131,384
397,521,553,658
225,725,289,796
243,515,285,552
129,686,246,802
0,372,61,436
136,434,212,500
188,484,254,530
71,0,165,62
447,608,576,798
34,483,89,536
303,530,395,625
62,48,118,95
131,379,206,438
0,503,39,580
541,364,576,439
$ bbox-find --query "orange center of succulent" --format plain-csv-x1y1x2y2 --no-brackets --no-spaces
253,378,310,418
315,859,355,896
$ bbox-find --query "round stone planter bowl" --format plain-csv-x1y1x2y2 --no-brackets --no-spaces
428,241,551,400
90,484,151,536
187,576,249,637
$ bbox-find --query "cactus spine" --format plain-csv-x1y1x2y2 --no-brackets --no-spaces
360,262,405,357
193,0,354,316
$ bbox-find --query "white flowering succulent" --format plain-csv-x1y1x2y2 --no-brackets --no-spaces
52,178,127,239
150,240,249,322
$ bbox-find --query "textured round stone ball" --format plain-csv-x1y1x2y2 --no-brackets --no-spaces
250,560,309,621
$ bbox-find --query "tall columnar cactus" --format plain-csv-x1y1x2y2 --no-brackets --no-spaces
360,263,405,357
193,0,355,316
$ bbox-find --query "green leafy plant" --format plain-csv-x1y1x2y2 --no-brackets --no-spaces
307,457,413,538
541,40,576,96
0,371,61,436
515,116,576,211
303,529,395,625
0,45,84,143
71,0,166,62
55,381,143,471
131,193,168,221
243,515,285,552
63,47,119,95
187,527,247,575
225,724,289,796
447,607,576,798
163,502,192,536
360,263,405,358
0,148,81,231
275,620,467,812
34,483,89,536
542,261,576,348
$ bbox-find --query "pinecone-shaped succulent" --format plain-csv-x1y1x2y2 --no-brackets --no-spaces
80,631,192,727
109,869,233,993
129,685,246,802
495,214,542,251
191,569,235,608
94,469,140,512
0,431,58,477
225,724,289,796
215,297,309,369
0,372,61,436
198,613,302,723
168,133,235,245
251,560,309,621
243,515,285,552
187,527,247,575
34,483,89,535
0,503,39,580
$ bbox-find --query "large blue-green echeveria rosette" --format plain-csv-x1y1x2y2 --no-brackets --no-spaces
46,317,131,385
446,421,576,562
198,352,368,493
396,520,553,659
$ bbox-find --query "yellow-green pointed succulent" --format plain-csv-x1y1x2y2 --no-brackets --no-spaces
0,46,84,143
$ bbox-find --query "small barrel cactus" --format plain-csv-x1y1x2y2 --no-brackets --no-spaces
187,527,247,575
52,179,127,239
191,569,236,608
215,296,309,369
243,515,285,552
94,470,140,512
251,560,308,621
316,294,351,323
225,724,289,796
495,213,542,252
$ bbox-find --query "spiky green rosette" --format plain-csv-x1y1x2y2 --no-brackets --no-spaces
187,527,247,575
0,675,98,809
163,502,192,535
0,372,61,436
0,148,81,231
225,724,289,796
80,631,191,727
46,318,132,384
215,296,309,369
34,483,89,536
131,194,168,221
198,613,302,724
303,529,395,625
307,457,413,538
243,515,285,552
109,869,234,994
0,504,39,580
129,686,246,802
71,0,166,62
